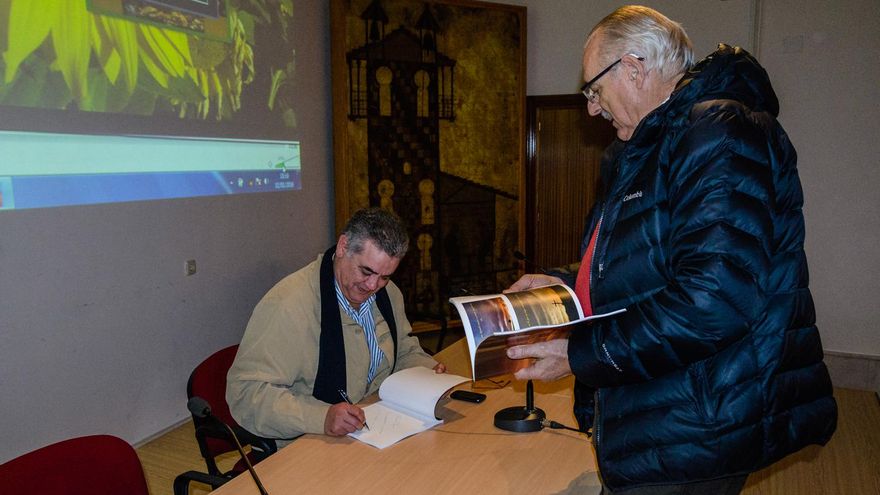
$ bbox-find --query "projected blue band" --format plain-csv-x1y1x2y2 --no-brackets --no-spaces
0,131,302,211
2,170,301,210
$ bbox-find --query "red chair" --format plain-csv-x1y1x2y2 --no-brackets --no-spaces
174,344,275,495
0,434,148,495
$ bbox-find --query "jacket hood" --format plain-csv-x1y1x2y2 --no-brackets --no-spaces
671,43,780,117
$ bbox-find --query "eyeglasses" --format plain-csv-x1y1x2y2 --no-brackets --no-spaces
581,54,645,103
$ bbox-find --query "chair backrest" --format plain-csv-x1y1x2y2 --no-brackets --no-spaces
0,434,148,495
187,344,241,469
189,345,240,430
187,344,275,478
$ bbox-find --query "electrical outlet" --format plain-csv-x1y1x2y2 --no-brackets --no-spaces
185,259,197,276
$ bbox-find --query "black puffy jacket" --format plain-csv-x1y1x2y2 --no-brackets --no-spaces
564,45,836,490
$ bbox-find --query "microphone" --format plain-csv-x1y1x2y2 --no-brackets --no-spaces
493,379,546,432
513,250,549,274
187,397,270,495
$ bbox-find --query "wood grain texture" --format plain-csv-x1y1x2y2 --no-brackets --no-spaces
137,338,880,495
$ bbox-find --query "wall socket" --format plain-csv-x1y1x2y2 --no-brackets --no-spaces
185,259,197,276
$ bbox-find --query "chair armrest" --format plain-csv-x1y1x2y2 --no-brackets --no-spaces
233,426,277,461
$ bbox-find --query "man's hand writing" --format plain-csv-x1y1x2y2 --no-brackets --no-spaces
324,402,367,436
507,338,572,381
433,362,447,373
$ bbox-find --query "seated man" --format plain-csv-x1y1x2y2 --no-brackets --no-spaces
227,207,445,446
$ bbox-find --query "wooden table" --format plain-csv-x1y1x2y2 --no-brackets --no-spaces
210,338,600,494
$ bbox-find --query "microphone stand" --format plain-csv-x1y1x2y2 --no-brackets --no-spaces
493,380,546,432
189,397,270,495
219,421,270,495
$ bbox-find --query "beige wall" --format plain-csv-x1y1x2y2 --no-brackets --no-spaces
757,0,880,356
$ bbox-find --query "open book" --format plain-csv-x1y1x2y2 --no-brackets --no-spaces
348,366,469,449
450,284,625,380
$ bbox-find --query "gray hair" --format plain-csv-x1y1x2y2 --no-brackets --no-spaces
586,5,694,84
341,207,409,258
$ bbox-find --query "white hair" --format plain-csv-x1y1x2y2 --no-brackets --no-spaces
586,5,694,83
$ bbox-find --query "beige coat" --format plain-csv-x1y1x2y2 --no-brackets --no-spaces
226,252,437,445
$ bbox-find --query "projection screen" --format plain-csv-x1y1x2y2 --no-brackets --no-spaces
0,0,301,211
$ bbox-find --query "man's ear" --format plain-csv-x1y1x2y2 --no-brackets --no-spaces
621,54,646,89
336,235,348,258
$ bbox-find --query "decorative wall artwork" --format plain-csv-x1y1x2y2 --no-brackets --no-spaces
331,0,526,322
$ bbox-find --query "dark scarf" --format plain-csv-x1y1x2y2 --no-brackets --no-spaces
312,245,398,404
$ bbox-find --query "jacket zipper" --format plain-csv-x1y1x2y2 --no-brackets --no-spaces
593,389,603,470
593,162,619,284
589,212,605,291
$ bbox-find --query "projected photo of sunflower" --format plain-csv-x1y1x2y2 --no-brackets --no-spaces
0,0,297,139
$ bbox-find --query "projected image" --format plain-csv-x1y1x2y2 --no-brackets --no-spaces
0,0,301,210
127,1,224,28
1,0,297,134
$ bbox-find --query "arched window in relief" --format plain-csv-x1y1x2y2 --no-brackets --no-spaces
375,66,393,117
414,70,430,118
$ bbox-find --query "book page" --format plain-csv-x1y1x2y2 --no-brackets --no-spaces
377,366,469,420
450,284,626,380
468,308,625,380
451,285,582,348
346,367,468,449
501,284,583,331
348,402,440,449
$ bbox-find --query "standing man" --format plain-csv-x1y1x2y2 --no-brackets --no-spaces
507,6,836,494
227,207,445,447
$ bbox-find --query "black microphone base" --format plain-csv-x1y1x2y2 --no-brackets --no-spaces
494,406,546,432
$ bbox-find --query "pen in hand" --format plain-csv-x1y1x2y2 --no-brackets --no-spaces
338,389,370,430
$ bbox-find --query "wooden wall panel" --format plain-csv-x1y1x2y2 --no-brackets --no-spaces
526,95,615,271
